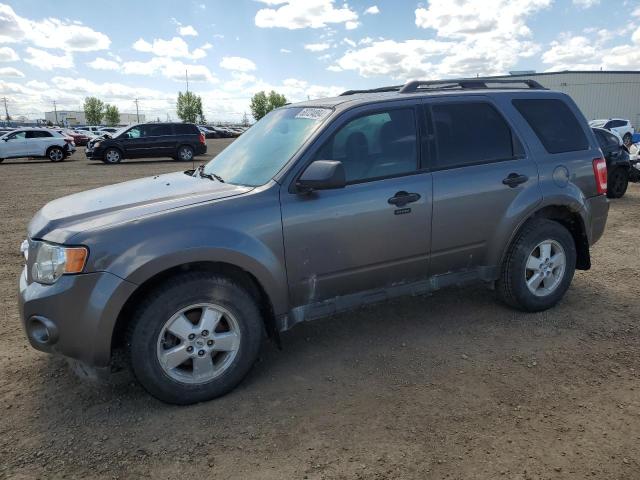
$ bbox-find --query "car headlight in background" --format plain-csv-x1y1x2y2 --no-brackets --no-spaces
29,241,88,284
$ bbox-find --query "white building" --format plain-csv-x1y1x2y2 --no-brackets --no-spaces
44,110,144,126
485,71,640,127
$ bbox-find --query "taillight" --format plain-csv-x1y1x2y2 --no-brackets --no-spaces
592,157,607,195
199,132,205,144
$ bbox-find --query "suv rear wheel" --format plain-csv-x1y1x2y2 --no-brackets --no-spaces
47,146,65,162
127,272,263,404
607,167,628,199
497,219,576,312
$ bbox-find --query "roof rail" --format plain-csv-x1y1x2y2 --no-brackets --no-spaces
399,78,546,93
339,85,403,96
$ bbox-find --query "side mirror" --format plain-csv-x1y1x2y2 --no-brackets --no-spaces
296,160,346,193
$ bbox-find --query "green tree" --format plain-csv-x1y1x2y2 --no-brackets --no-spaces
249,90,287,121
83,97,104,125
177,91,203,123
103,104,120,126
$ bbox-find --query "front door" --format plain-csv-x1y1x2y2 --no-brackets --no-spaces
426,97,541,276
2,130,27,158
280,105,432,314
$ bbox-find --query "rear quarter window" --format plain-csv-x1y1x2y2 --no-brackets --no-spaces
513,98,588,154
174,124,198,135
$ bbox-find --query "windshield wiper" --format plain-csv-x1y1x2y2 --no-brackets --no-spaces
193,164,225,183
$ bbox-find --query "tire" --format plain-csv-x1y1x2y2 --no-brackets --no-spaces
102,147,122,164
497,219,576,312
177,145,194,162
47,146,65,162
607,167,629,199
623,132,632,144
127,272,263,404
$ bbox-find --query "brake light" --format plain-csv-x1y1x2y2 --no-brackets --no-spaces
592,157,607,195
199,132,205,144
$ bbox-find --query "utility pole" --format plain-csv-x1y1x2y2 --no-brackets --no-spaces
53,100,58,125
185,69,189,93
2,97,10,121
134,98,140,123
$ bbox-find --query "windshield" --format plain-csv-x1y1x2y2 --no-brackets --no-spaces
203,106,331,186
112,126,131,138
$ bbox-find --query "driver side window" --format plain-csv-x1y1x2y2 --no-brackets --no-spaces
126,126,145,139
314,108,418,183
7,131,26,140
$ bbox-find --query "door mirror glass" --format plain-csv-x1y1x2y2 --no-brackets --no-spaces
297,160,346,192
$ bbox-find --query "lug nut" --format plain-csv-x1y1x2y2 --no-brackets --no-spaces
207,340,214,346
186,346,194,353
201,330,209,337
188,333,196,340
198,350,205,356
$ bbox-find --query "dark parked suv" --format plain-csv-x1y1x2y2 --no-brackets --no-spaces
86,122,207,164
19,79,609,404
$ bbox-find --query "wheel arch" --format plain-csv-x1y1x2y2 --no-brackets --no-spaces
110,260,279,361
501,204,591,272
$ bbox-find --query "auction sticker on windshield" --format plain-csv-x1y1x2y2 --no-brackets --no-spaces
295,108,331,121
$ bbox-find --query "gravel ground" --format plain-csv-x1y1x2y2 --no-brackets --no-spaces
1,141,639,480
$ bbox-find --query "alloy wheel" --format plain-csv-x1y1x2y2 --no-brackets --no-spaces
524,239,566,297
156,303,241,384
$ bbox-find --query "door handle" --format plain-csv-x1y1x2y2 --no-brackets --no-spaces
388,191,421,207
502,173,529,188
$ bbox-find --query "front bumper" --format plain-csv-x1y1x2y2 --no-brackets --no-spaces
18,267,137,366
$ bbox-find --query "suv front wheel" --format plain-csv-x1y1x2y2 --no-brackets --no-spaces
127,272,263,404
497,219,576,312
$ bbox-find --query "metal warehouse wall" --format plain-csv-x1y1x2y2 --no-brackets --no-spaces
489,72,640,128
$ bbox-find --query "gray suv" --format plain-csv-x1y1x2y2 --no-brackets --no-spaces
18,79,609,404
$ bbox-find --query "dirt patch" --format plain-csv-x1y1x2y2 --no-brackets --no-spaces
1,143,639,479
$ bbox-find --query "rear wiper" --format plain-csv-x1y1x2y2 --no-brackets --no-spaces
193,164,224,183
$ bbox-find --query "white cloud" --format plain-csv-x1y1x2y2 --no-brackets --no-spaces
178,25,198,36
364,5,380,15
121,56,217,82
26,80,48,89
132,36,208,59
345,21,359,30
343,38,356,47
24,47,74,70
0,46,18,61
0,66,23,77
87,57,120,70
332,0,550,79
0,3,110,52
255,0,358,29
219,56,257,71
573,0,599,7
280,48,292,53
304,42,331,51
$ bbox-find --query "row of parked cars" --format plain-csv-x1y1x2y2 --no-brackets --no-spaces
0,122,249,164
588,118,640,198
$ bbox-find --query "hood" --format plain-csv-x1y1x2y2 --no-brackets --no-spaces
29,171,252,243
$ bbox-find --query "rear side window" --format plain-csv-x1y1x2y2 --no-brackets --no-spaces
513,99,588,154
146,124,172,136
431,102,521,169
26,131,52,138
174,124,198,135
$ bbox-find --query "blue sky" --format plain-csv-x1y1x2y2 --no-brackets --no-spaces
1,0,639,121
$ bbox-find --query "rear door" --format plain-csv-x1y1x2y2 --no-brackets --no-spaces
25,130,54,156
144,123,175,157
426,96,541,278
280,103,432,314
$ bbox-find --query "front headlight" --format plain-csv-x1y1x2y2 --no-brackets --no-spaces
30,241,88,284
93,141,101,148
